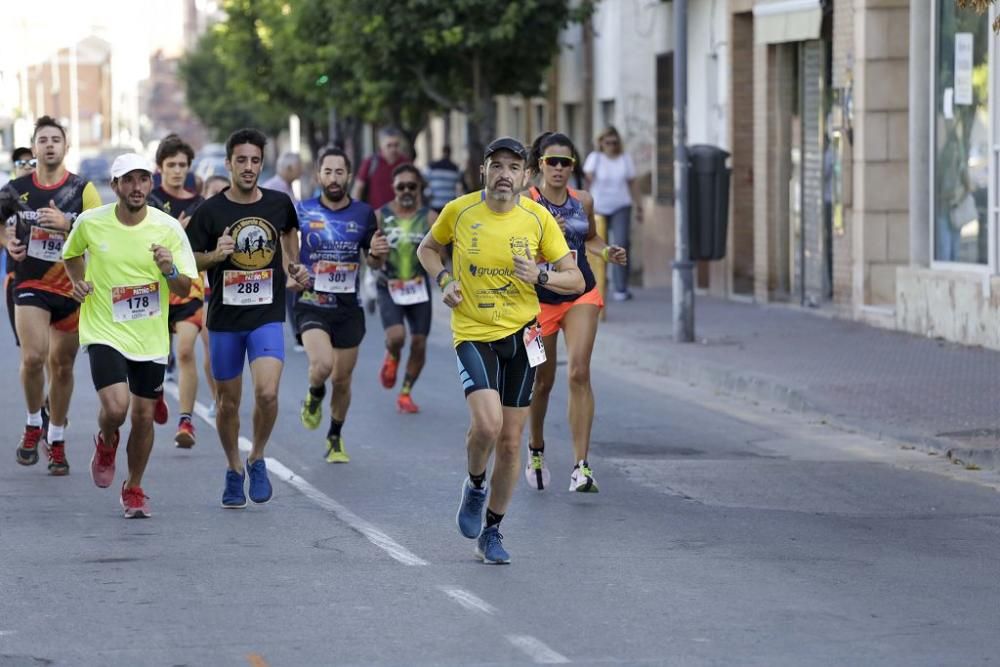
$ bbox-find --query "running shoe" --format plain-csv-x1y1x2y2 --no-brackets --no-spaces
120,483,151,518
174,420,196,449
46,441,69,476
476,525,511,564
246,457,272,504
154,394,169,425
90,430,119,488
456,478,487,539
379,353,399,389
324,435,350,463
222,468,247,508
16,425,45,466
396,393,419,414
569,460,599,493
524,449,550,491
300,391,322,430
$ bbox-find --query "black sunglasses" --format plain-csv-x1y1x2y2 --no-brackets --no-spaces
14,159,37,168
395,182,419,192
542,156,575,168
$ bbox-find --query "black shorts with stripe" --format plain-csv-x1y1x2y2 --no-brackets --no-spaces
454,323,536,408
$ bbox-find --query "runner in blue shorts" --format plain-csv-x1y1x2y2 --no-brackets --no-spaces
186,128,309,508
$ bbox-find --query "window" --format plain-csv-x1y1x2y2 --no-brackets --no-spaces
933,1,990,264
600,99,615,129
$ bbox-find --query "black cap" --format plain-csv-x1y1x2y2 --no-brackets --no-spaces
483,136,527,161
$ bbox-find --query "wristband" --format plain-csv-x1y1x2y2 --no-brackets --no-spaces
601,247,610,262
436,269,452,289
163,264,179,280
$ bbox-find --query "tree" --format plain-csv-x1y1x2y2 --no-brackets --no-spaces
956,0,1000,31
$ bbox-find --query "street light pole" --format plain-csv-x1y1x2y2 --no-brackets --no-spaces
672,0,695,342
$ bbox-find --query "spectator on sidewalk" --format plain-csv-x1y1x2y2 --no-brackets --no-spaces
261,152,303,203
583,127,643,302
351,127,411,209
424,145,463,213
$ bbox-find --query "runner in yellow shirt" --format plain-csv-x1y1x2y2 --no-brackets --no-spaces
63,153,198,518
417,137,584,563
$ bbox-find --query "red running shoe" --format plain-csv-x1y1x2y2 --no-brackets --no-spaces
397,393,420,414
379,353,398,389
120,483,151,518
90,430,119,488
174,420,196,449
46,441,70,476
154,394,168,425
16,425,45,466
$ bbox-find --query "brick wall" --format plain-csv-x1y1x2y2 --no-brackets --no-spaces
730,12,755,296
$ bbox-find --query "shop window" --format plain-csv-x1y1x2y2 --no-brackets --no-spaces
933,1,990,264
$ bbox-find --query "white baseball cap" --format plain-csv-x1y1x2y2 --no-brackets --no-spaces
110,153,156,179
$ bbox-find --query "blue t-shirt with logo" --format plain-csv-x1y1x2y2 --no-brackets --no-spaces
295,197,377,309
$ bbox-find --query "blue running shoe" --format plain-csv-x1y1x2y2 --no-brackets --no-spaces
222,468,247,508
476,525,510,564
246,457,272,504
456,478,487,539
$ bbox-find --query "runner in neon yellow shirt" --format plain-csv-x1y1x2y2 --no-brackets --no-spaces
63,153,198,518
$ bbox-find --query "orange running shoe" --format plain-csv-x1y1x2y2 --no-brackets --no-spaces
379,353,399,389
154,394,168,425
90,430,120,488
120,483,151,518
397,393,419,414
174,420,196,449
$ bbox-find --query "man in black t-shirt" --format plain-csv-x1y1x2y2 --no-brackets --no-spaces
186,128,309,509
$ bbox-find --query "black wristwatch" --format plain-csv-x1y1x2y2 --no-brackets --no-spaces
536,269,549,286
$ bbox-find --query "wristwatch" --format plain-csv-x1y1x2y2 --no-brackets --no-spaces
162,264,179,280
537,269,549,286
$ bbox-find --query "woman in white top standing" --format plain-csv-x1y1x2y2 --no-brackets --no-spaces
583,126,643,301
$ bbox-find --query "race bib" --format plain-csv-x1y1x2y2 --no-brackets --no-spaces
523,323,547,368
388,276,429,305
314,261,358,294
27,226,66,262
112,282,161,322
222,269,273,306
539,249,578,272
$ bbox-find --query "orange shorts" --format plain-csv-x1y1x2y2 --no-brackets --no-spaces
538,288,604,337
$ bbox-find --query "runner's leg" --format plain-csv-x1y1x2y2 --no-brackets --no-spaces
15,304,50,415
97,382,130,446
47,327,78,431
466,389,503,481
174,320,200,416
215,376,243,472
561,304,600,463
489,406,530,514
125,396,156,488
329,345,360,423
527,334,559,448
248,357,282,463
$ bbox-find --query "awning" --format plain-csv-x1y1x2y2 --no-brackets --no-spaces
752,0,823,44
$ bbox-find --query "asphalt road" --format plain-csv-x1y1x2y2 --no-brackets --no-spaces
1,302,999,666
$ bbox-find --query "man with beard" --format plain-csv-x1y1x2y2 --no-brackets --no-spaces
374,164,438,414
63,153,198,517
297,147,389,463
416,137,583,564
0,116,102,476
186,128,309,508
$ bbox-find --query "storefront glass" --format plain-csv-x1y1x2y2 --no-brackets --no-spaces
933,2,990,264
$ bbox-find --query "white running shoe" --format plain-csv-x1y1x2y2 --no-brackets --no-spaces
569,460,599,493
524,449,551,490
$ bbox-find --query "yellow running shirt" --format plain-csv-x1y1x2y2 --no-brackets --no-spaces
63,203,199,362
430,191,571,345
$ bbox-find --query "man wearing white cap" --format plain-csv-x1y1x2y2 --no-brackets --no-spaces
63,153,199,518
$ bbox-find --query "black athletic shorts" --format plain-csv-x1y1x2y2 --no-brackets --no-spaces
455,322,536,408
13,287,80,333
294,303,366,349
375,284,432,337
168,298,204,333
88,344,165,400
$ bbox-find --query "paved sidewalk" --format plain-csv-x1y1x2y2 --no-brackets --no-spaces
593,287,1000,471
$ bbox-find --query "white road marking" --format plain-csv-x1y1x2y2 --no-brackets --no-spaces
163,383,427,566
506,635,570,664
439,586,496,615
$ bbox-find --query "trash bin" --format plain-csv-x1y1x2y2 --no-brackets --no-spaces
688,144,731,261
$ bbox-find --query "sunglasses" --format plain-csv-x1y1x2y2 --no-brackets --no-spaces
395,182,419,192
14,159,37,168
542,155,575,168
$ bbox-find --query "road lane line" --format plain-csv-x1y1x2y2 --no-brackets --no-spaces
506,635,570,664
439,586,497,615
163,383,427,566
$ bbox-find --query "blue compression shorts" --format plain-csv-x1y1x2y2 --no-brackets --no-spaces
208,322,285,381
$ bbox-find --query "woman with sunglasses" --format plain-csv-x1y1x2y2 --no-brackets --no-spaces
524,132,626,493
583,126,642,301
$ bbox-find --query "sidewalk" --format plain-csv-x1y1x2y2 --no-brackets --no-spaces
593,287,1000,471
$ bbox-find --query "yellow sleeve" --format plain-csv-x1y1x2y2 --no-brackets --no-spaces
538,209,571,264
81,182,102,211
62,215,89,260
430,201,456,245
